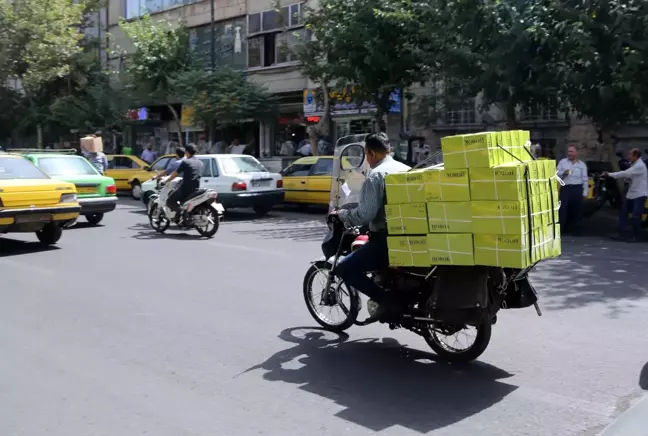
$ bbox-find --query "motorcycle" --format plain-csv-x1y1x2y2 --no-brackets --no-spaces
302,137,542,363
147,178,224,238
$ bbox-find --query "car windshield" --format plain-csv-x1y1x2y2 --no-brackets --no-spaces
0,157,49,179
37,156,98,176
220,156,268,174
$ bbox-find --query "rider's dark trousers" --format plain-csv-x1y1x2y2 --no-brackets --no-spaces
335,232,389,302
167,181,185,213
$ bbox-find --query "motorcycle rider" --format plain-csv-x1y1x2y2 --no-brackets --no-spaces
163,144,204,221
333,133,411,320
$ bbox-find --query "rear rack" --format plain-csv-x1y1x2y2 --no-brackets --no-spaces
9,148,78,154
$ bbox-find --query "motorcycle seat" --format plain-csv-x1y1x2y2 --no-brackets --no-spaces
185,189,208,201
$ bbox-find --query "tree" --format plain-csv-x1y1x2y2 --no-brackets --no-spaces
119,15,195,146
0,0,88,146
299,0,434,134
172,68,276,143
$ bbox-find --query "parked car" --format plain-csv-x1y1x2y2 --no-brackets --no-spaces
105,154,156,199
140,154,284,216
0,153,80,244
18,150,117,225
280,156,334,207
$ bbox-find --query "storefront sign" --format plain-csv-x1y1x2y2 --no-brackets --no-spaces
306,116,321,123
303,88,401,116
181,105,196,127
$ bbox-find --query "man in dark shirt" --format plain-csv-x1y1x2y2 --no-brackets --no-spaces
164,144,203,219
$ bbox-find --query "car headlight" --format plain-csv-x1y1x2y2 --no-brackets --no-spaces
60,193,77,203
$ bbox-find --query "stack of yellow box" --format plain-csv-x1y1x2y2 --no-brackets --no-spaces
384,130,561,269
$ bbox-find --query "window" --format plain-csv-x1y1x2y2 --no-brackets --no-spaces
520,104,559,122
110,157,140,169
125,0,201,19
0,157,48,179
247,3,304,68
198,158,214,177
446,99,476,125
282,163,313,177
219,156,268,174
211,159,220,177
151,157,172,171
38,157,98,176
190,18,248,70
311,158,333,176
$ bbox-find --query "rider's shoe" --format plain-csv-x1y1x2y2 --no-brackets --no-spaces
366,298,400,322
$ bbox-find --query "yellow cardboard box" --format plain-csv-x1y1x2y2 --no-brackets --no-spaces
472,200,529,234
469,163,528,201
388,236,430,267
527,160,543,197
441,132,503,169
427,233,475,266
517,130,532,161
424,166,471,201
385,169,427,204
496,131,514,162
426,202,472,233
531,224,562,262
385,203,429,235
474,233,532,269
552,224,562,257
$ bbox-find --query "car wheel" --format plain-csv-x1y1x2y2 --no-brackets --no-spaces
85,213,104,225
36,223,63,245
131,181,142,200
253,205,272,217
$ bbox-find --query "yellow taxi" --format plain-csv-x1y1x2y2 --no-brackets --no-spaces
0,154,80,245
280,156,334,206
105,155,156,199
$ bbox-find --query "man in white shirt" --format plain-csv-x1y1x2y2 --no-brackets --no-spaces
557,146,589,234
603,148,648,241
228,138,245,154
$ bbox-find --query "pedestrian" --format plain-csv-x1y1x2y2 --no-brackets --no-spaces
122,143,133,155
603,148,648,242
557,145,588,235
228,138,245,154
83,148,108,175
140,143,156,163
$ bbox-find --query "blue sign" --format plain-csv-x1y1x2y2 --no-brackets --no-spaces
138,107,148,121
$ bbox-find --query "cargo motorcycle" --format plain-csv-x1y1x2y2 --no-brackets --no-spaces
302,138,542,363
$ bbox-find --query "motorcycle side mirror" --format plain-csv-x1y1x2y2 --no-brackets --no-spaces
340,144,365,171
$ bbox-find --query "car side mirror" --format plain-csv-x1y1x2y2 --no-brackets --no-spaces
144,165,151,171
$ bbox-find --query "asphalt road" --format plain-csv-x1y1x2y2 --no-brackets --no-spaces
1,199,647,436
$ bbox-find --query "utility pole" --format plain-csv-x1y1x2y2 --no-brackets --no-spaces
210,0,215,71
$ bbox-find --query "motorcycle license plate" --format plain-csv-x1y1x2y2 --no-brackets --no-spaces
212,203,225,213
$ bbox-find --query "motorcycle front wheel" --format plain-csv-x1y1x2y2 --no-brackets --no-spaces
303,261,360,333
148,203,170,233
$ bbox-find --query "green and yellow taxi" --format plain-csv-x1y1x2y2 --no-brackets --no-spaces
0,153,80,245
280,156,334,206
19,151,117,225
105,154,156,199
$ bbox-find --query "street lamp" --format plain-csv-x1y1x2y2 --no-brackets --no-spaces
210,0,215,71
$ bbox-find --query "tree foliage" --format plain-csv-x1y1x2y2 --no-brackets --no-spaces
173,68,276,134
300,0,434,131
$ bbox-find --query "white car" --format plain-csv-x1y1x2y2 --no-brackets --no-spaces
141,154,284,216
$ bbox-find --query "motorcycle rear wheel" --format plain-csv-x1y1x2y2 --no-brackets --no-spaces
194,205,219,238
424,322,492,363
303,261,360,333
148,203,170,233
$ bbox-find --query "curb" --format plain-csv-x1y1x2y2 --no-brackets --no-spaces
599,395,648,436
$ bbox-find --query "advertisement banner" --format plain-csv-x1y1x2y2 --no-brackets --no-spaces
303,88,401,116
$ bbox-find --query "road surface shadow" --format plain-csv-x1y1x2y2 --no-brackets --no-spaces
531,239,648,315
640,362,648,390
67,222,105,230
0,237,59,257
127,223,205,241
245,327,516,433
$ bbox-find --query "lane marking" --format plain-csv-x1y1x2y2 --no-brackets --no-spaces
210,241,292,257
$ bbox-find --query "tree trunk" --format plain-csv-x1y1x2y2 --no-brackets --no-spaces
375,108,387,134
36,124,43,149
598,127,624,195
505,101,517,129
167,103,184,148
308,83,331,156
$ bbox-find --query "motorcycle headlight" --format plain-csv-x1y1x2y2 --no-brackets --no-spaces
60,193,77,203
